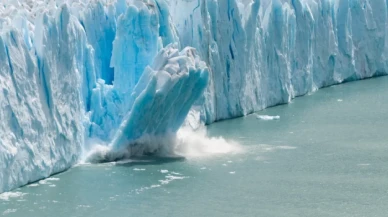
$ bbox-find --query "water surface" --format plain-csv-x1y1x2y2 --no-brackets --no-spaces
1,77,388,217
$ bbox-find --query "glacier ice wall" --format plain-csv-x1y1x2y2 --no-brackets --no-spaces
168,0,388,123
1,0,388,192
0,5,85,193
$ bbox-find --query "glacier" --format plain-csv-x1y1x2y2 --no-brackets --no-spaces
1,0,388,193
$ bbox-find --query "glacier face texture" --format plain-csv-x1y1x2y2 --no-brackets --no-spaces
1,0,388,192
168,0,388,123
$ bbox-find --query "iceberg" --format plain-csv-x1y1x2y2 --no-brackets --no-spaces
1,0,388,193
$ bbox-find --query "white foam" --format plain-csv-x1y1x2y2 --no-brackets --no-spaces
174,126,244,158
38,180,51,185
2,209,17,215
114,159,149,166
160,170,169,174
158,174,188,185
132,183,163,195
77,205,91,209
83,144,118,163
165,175,186,180
133,168,146,171
229,171,236,174
46,177,60,181
0,192,26,201
257,144,297,152
256,115,280,120
84,125,243,162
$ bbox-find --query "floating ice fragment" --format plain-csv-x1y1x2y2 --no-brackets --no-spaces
45,178,60,181
256,115,280,120
38,180,51,185
0,192,26,201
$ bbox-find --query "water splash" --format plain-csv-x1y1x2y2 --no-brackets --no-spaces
84,126,243,163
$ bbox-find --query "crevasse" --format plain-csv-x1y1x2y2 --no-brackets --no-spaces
0,0,387,193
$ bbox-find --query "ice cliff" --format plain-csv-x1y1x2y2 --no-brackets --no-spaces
1,0,388,193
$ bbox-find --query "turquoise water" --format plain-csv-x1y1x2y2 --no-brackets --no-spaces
1,77,388,217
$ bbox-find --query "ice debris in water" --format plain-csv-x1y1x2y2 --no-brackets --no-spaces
0,192,26,201
256,115,280,121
